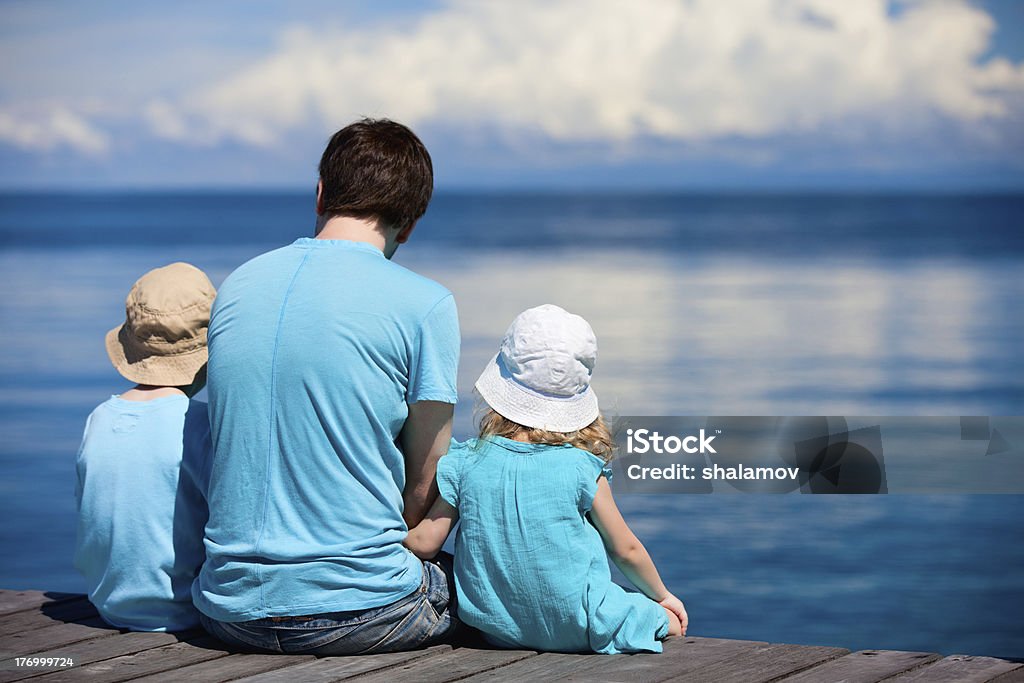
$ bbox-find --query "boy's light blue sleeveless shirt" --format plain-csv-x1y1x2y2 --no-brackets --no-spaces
74,395,211,631
194,239,459,621
438,437,668,654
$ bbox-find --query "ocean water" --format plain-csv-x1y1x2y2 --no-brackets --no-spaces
0,192,1022,658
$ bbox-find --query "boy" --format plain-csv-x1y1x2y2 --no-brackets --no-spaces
74,262,215,631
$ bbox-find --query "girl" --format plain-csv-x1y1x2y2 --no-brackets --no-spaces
405,304,687,654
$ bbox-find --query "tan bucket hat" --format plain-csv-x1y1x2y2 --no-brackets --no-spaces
105,262,216,387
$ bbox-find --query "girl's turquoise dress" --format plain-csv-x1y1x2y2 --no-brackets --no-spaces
436,436,669,654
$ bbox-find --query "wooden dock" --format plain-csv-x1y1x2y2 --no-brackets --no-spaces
0,590,1020,682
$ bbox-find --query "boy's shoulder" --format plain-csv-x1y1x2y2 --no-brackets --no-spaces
84,394,196,427
87,394,119,415
84,394,140,425
80,395,210,470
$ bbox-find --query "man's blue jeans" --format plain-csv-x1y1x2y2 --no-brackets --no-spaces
199,555,457,655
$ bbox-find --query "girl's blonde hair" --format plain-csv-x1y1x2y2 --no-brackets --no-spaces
477,406,616,463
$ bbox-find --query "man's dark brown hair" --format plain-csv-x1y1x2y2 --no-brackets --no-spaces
318,118,434,232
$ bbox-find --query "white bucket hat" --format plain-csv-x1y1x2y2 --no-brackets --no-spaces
475,304,599,433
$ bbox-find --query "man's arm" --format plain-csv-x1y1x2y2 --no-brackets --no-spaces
399,400,454,528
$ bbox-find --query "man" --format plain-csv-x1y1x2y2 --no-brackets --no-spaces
193,119,460,655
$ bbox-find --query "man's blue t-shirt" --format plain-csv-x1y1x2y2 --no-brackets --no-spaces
194,238,460,621
75,394,211,632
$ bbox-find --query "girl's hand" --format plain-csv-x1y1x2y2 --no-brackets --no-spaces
659,594,688,635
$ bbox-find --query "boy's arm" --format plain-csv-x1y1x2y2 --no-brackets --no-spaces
400,400,454,528
404,496,459,560
74,413,93,509
589,476,688,632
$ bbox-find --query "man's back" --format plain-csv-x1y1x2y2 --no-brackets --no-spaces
194,237,459,621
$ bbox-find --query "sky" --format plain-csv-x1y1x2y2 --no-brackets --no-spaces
1,0,1023,191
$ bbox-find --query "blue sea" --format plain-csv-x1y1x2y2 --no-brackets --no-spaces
1,191,1022,658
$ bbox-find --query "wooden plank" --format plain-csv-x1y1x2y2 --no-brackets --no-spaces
0,617,119,658
459,636,772,683
458,651,601,682
29,635,230,683
234,646,454,683
344,647,537,683
664,643,848,682
0,593,81,619
589,636,776,682
0,599,98,637
890,655,1024,683
776,649,942,683
130,652,317,682
1,595,1018,683
0,631,184,683
990,666,1024,683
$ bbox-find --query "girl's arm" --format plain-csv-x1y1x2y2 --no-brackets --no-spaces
589,476,688,634
404,495,459,560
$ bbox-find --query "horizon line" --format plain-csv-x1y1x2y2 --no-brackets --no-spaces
1,185,1023,196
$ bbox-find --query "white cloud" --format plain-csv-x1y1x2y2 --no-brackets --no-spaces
0,107,109,155
143,0,1024,149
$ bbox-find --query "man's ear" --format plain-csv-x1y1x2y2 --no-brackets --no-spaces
396,220,417,244
315,179,325,216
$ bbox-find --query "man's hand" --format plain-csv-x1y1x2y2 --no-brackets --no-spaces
399,401,453,528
